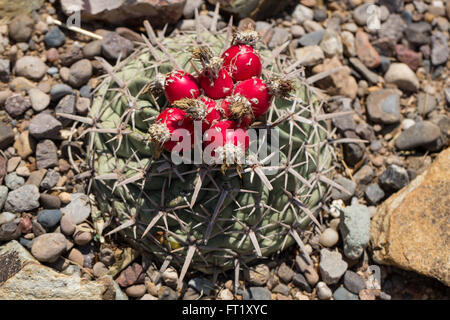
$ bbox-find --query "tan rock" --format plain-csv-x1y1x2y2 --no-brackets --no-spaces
370,148,450,286
312,57,358,99
0,240,127,300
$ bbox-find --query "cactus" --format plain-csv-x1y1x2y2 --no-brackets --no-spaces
79,17,347,289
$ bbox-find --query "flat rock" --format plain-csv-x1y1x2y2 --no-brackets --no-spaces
370,148,450,286
29,113,62,140
0,240,126,300
0,122,14,149
395,121,441,150
355,30,380,68
8,15,34,42
67,59,92,88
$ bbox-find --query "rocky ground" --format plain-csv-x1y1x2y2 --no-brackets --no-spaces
0,0,449,300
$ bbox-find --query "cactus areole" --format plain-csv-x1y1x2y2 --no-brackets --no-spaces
87,26,334,283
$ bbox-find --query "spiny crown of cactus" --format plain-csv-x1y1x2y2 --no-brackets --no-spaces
76,16,350,290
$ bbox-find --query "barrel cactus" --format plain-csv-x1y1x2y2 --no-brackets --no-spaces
83,18,340,289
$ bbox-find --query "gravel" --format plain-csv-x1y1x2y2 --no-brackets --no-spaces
343,270,366,294
379,165,410,192
15,56,47,81
31,233,67,263
4,184,40,213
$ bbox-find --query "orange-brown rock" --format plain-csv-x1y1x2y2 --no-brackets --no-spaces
370,148,450,286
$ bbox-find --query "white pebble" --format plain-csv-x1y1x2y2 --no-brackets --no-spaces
319,228,339,247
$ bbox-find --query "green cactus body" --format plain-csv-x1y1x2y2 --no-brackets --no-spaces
88,25,334,279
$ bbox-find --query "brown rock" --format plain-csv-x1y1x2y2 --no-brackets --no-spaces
370,148,450,286
355,30,380,69
395,45,422,71
312,57,358,99
116,262,145,287
208,0,290,20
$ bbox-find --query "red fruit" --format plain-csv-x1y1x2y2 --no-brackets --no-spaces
173,97,221,130
222,45,262,82
199,68,234,100
149,107,194,152
204,120,249,163
202,97,222,129
220,94,254,127
164,71,200,104
233,78,272,117
233,78,295,118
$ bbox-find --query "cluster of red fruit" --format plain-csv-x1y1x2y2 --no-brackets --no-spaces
149,31,293,160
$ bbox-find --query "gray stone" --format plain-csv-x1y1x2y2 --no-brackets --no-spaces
50,84,73,101
343,270,366,294
384,63,420,92
29,113,62,140
353,3,373,26
379,0,404,13
188,277,214,296
365,183,385,205
15,56,47,81
292,4,314,24
417,92,437,116
298,30,325,47
366,89,401,124
319,249,348,285
316,282,332,300
4,94,31,118
378,15,406,42
40,170,60,190
278,262,295,283
0,212,16,226
353,165,375,185
395,121,441,150
331,176,355,201
0,122,14,149
339,203,371,260
36,140,58,169
272,283,290,296
343,131,365,166
61,193,91,225
290,25,305,38
5,172,25,190
0,59,10,82
292,273,312,293
28,88,50,112
379,165,409,192
320,29,343,57
349,57,381,84
245,287,271,300
4,184,40,213
8,15,34,42
405,22,431,45
67,59,92,88
83,40,102,59
101,33,134,61
0,186,8,210
37,209,62,229
333,287,359,300
56,94,76,125
431,32,449,66
268,27,290,49
44,27,66,48
39,194,61,209
0,222,21,241
183,0,204,19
